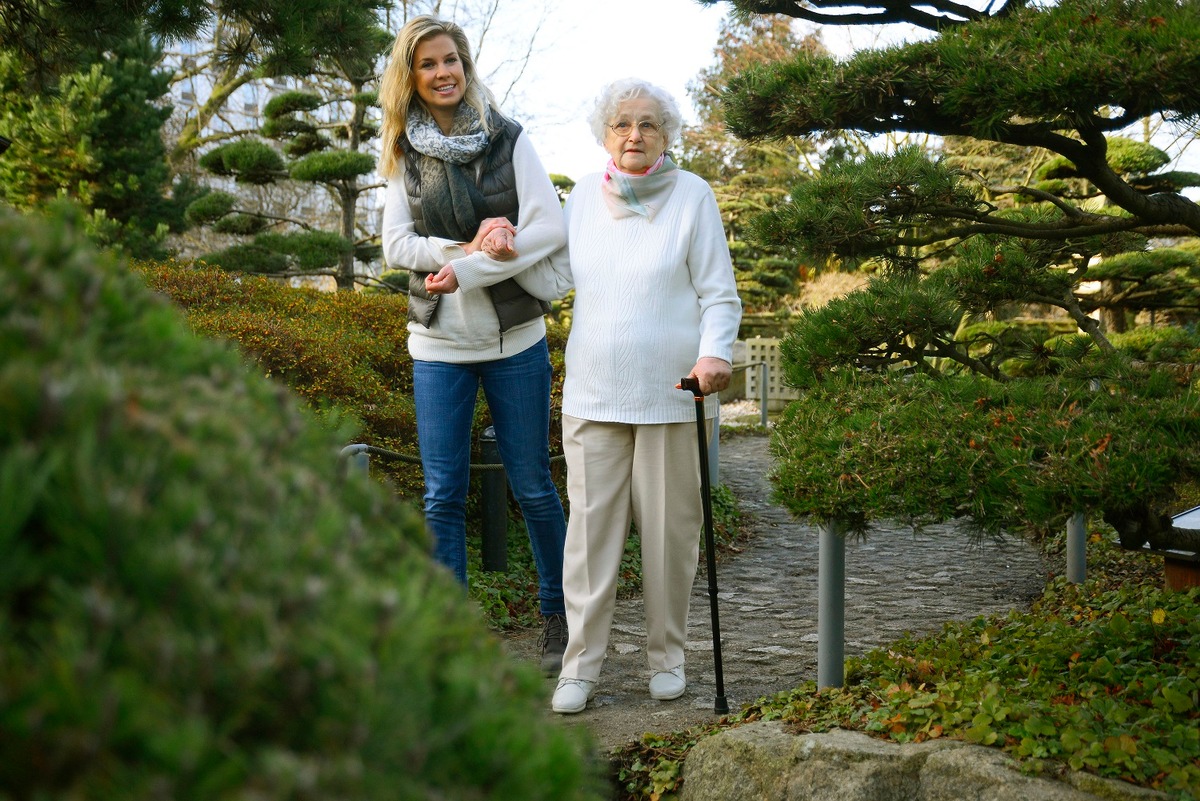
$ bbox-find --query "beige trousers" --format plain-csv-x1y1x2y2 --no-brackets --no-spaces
558,414,707,682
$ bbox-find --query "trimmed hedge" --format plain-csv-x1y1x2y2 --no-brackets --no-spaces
138,262,571,505
136,262,424,497
0,206,601,799
770,367,1200,537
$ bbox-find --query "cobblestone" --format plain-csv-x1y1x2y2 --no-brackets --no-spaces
506,429,1052,751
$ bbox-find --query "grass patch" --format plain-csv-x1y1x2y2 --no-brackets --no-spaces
612,530,1199,800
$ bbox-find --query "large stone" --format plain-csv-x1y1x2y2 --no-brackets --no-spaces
679,723,1170,801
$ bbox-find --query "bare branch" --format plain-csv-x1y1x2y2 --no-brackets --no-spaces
470,0,501,64
493,13,544,107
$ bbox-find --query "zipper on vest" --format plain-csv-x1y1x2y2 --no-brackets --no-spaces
498,326,504,353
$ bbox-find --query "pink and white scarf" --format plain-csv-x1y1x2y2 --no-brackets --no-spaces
600,153,679,221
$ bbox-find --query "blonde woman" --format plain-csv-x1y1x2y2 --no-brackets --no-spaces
378,15,568,674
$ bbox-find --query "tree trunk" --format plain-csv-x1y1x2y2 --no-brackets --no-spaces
336,182,357,291
1105,507,1200,553
1098,280,1128,333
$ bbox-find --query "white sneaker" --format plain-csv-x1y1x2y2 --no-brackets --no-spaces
649,666,686,700
552,678,596,714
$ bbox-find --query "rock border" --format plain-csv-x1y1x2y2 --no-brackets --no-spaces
679,723,1171,801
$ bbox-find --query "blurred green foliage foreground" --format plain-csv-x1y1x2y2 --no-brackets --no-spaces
0,206,603,800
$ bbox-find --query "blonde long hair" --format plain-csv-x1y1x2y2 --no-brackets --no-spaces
377,15,497,178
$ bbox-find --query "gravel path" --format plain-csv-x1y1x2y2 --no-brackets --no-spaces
502,429,1051,752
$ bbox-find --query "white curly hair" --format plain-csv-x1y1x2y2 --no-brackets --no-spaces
587,77,682,149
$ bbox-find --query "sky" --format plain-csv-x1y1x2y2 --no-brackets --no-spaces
476,0,731,180
475,0,920,179
459,1,1199,190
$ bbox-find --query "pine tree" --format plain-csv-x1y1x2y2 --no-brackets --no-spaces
165,0,389,168
2,0,385,90
680,14,828,311
709,0,1200,549
0,33,183,257
185,25,391,289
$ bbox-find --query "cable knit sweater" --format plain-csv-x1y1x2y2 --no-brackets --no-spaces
517,169,742,424
381,130,565,363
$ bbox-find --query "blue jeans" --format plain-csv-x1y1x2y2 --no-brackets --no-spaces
413,338,565,615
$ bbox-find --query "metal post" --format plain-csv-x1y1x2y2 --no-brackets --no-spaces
817,519,846,689
1066,511,1087,584
758,361,769,427
478,426,508,572
338,444,370,477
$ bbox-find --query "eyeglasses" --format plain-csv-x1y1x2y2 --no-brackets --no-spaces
608,120,661,137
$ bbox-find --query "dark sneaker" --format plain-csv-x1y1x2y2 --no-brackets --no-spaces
538,613,568,676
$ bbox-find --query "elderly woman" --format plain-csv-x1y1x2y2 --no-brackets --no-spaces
517,78,742,714
377,15,569,674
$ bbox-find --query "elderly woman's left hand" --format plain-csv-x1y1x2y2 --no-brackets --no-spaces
686,357,733,396
481,227,516,261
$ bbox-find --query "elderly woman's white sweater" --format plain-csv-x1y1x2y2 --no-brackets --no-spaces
520,169,742,425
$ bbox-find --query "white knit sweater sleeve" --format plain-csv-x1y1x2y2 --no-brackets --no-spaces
450,131,567,292
686,177,742,364
380,173,458,273
512,188,575,301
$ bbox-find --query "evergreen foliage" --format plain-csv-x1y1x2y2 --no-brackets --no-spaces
769,368,1200,540
135,260,422,496
197,139,286,184
1110,326,1200,364
1084,247,1200,326
139,259,578,631
165,0,388,168
3,0,388,92
139,259,570,506
0,35,183,258
722,0,1200,243
702,0,1026,30
0,205,602,799
289,151,378,183
184,190,237,224
710,0,1200,550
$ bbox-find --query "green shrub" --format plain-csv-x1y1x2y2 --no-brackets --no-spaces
1111,325,1200,364
136,261,423,497
770,368,1200,538
615,536,1198,801
140,260,576,629
0,206,602,799
740,535,1200,799
140,261,572,505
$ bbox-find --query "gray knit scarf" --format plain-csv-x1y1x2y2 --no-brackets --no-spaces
405,104,491,241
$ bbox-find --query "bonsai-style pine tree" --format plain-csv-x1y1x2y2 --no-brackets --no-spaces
709,0,1200,550
184,24,391,290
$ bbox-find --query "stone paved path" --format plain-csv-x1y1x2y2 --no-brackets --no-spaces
506,429,1052,751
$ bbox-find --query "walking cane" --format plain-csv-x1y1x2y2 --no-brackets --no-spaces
679,376,730,715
